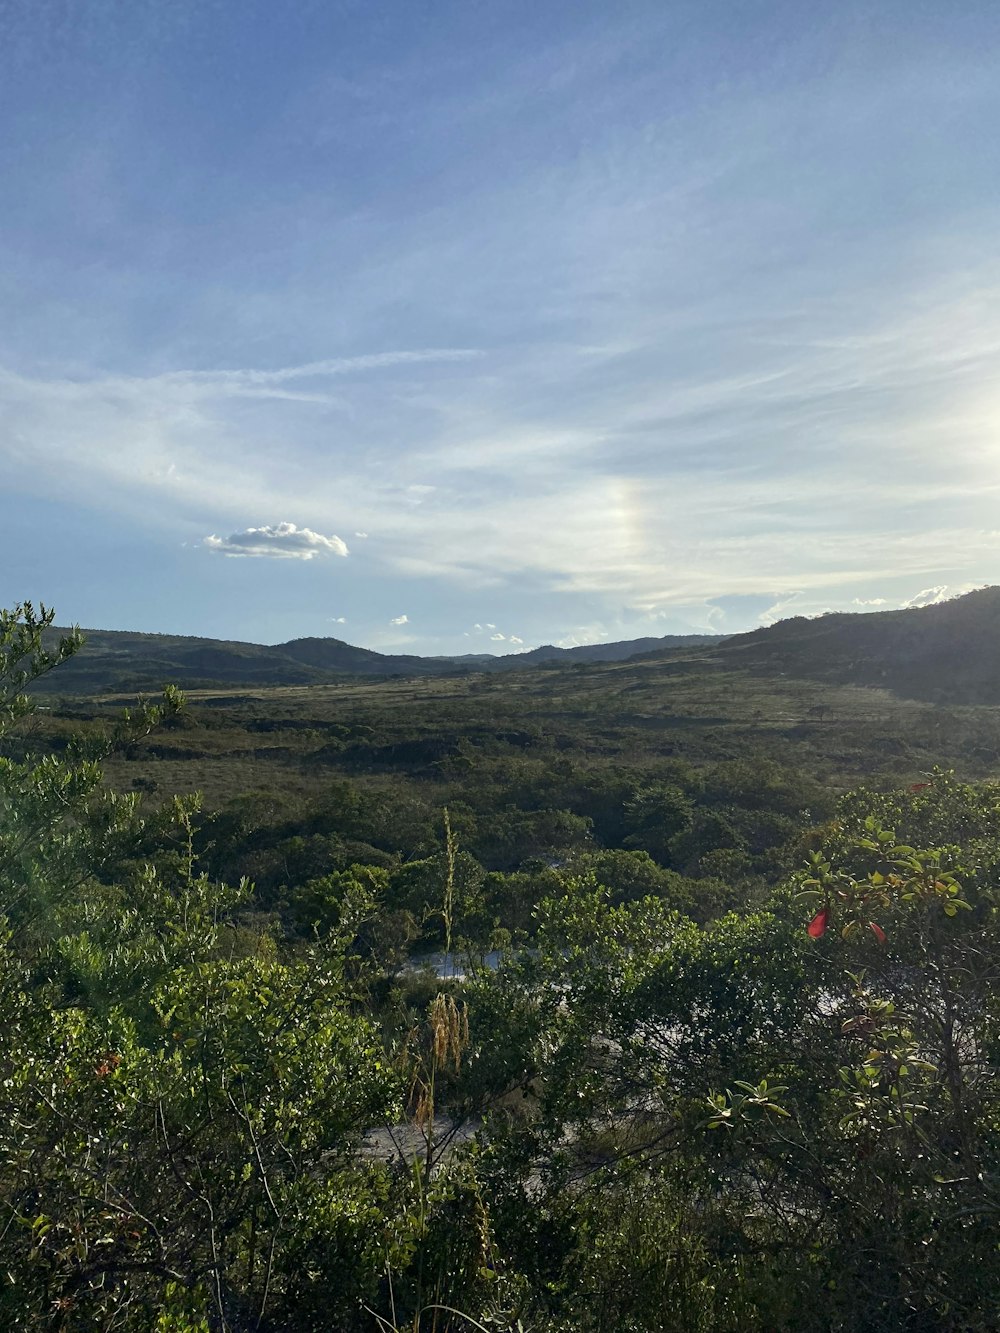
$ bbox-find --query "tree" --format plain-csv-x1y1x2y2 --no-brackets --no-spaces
0,605,402,1330
623,783,693,863
459,775,1000,1331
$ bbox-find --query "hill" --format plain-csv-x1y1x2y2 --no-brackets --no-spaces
36,625,724,694
703,585,1000,703
479,633,723,668
38,587,1000,701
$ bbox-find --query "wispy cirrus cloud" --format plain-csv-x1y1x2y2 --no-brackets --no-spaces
156,349,481,391
202,523,348,560
7,277,1000,628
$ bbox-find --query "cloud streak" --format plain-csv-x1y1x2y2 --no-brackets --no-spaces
157,349,482,390
6,267,1000,626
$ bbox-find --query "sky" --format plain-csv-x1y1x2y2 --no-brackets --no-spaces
2,0,1000,655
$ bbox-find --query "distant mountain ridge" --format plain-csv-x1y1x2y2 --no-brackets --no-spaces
280,630,723,674
466,635,724,668
36,625,725,694
36,586,1000,700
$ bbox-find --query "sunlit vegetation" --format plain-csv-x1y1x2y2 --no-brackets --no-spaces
2,603,1000,1329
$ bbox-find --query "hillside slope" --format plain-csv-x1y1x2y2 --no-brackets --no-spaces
708,586,1000,702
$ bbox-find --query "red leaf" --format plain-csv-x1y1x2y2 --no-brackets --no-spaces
869,921,886,945
807,908,829,938
909,782,931,792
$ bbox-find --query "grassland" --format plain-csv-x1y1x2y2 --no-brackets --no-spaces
24,652,1000,813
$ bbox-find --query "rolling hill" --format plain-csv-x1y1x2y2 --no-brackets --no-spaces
35,586,1000,701
34,625,725,694
696,585,1000,703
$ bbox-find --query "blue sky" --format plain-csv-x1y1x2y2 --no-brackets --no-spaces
2,0,1000,653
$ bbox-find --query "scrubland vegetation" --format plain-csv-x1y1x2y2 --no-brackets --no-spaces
4,602,1000,1330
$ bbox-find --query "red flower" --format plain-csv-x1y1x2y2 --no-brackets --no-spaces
869,921,886,945
807,908,829,938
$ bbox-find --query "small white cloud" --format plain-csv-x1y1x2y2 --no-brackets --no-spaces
354,531,368,539
486,623,496,629
329,616,347,623
901,585,949,609
473,623,483,630
390,614,409,625
852,597,888,606
202,522,348,560
509,635,524,644
490,632,505,641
